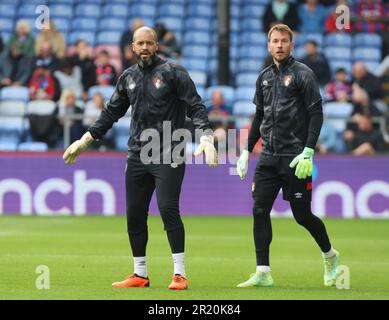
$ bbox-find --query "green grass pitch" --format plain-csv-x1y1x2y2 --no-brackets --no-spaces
1,215,389,300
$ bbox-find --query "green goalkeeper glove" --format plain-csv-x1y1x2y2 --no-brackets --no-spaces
63,132,93,165
194,135,218,168
289,147,314,180
236,149,249,180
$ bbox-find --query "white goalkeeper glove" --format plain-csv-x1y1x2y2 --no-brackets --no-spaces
236,149,249,180
193,135,218,168
63,132,93,165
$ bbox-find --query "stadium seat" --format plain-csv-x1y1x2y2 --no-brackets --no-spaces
353,47,381,62
237,46,267,60
292,46,306,59
187,3,215,18
353,33,382,48
324,47,352,60
185,17,212,31
52,18,70,33
230,3,240,19
235,73,259,87
188,70,207,87
0,116,24,145
324,33,352,47
0,87,29,102
75,4,101,18
0,141,18,151
184,31,211,45
241,18,262,31
239,32,267,46
114,116,131,151
241,4,266,18
230,18,239,33
102,4,129,18
159,4,185,17
128,17,155,29
323,102,353,118
18,141,48,151
182,45,209,59
0,4,16,18
234,87,256,102
236,59,261,73
98,18,126,31
96,31,122,45
0,101,26,116
71,18,98,32
130,3,157,18
68,31,96,46
17,4,39,18
181,58,208,73
156,17,183,34
232,100,256,116
27,100,56,115
295,33,323,47
0,18,14,33
49,4,73,19
88,85,115,101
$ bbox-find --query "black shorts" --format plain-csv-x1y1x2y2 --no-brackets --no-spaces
252,154,312,204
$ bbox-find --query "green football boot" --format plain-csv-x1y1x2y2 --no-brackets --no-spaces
323,249,340,287
237,272,274,288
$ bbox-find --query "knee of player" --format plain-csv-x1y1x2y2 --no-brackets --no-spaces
253,205,268,218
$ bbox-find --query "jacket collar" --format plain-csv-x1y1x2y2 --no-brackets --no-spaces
137,54,163,71
271,55,295,72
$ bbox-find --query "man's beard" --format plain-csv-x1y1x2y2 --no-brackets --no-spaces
136,52,156,68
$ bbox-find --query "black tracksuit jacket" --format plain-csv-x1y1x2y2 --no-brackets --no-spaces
248,56,323,156
88,56,210,153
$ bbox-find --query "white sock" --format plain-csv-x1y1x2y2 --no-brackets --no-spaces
322,247,336,259
256,265,271,274
172,252,186,277
133,256,147,278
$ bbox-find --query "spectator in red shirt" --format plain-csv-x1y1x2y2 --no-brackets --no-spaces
352,0,386,33
28,61,59,101
325,68,352,102
95,49,117,86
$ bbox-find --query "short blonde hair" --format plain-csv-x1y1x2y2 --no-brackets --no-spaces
268,24,293,42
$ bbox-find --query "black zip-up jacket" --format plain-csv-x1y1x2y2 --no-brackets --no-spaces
248,56,323,156
88,56,210,153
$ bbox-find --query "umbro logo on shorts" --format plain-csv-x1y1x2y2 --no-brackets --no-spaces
294,192,303,199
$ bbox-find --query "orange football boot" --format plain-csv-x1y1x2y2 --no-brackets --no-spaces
168,274,188,290
112,274,150,287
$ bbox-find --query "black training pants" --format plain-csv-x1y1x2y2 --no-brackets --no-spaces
125,153,185,257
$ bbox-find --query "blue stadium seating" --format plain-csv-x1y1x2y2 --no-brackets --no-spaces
75,4,101,18
183,31,211,45
323,102,353,118
156,17,183,34
52,18,70,33
237,46,267,60
130,3,157,18
18,141,48,151
353,47,381,62
187,3,215,18
102,4,129,18
328,60,352,77
241,18,262,31
236,59,261,73
158,4,185,17
0,18,14,33
232,101,256,116
188,70,207,87
324,33,352,47
96,31,122,45
206,86,235,105
295,33,323,47
72,18,98,32
324,47,352,60
185,17,212,32
17,4,39,18
98,18,126,32
88,85,115,101
353,33,382,48
0,87,30,102
49,4,73,19
181,58,208,73
0,4,17,18
234,87,256,103
235,73,259,87
182,45,209,59
239,32,267,46
241,4,266,18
